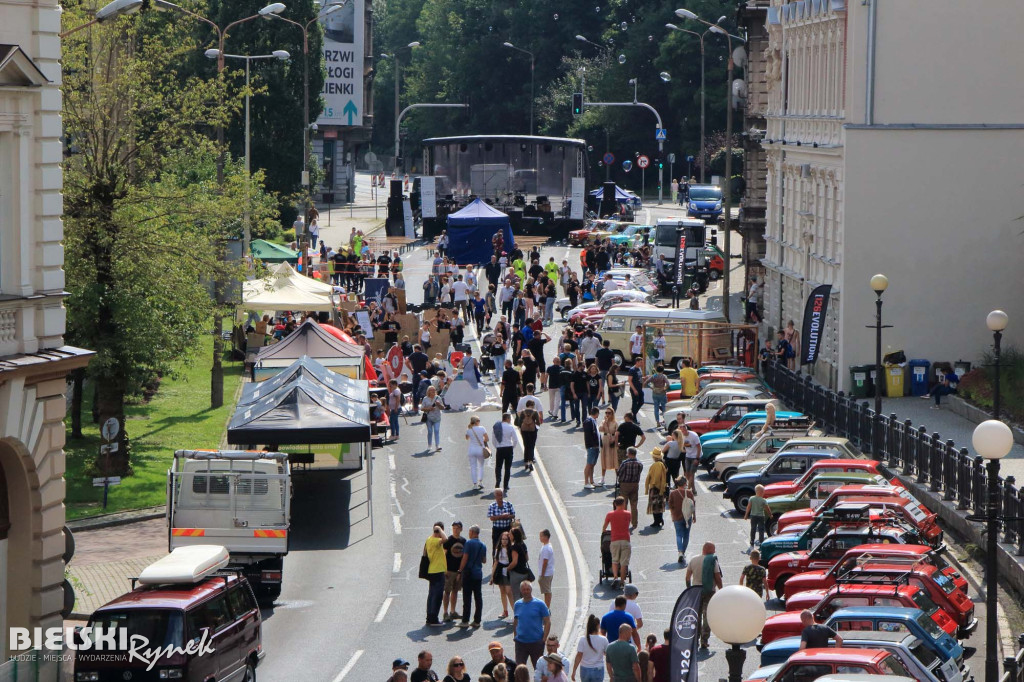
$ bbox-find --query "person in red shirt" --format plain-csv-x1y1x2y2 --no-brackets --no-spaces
601,496,633,589
648,628,670,682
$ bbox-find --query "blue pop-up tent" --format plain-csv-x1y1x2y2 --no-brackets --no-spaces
445,199,515,266
588,185,641,205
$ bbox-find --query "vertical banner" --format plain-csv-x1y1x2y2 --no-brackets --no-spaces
318,0,365,127
420,176,437,218
669,586,703,682
402,199,414,238
801,284,832,365
673,230,687,289
570,177,586,220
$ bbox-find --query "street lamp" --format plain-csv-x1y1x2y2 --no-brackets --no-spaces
380,41,422,174
707,585,767,682
987,310,1008,421
263,1,347,217
673,8,744,321
665,19,721,184
575,34,606,51
868,273,890,455
204,49,290,256
973,419,1014,682
502,41,535,136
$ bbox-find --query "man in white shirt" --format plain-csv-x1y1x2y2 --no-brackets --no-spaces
628,326,645,363
452,275,470,323
537,529,555,607
559,261,572,294
500,281,516,318
622,584,644,632
602,273,619,292
464,266,477,293
579,331,602,366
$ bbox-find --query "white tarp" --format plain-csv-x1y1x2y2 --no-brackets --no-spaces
241,265,335,312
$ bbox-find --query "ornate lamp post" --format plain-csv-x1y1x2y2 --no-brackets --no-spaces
868,273,890,455
986,310,1008,420
707,585,767,682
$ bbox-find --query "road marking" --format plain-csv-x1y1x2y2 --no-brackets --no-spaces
393,553,402,573
393,515,402,534
374,596,393,623
331,650,364,682
388,454,396,471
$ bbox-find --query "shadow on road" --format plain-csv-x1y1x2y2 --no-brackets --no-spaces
288,470,369,551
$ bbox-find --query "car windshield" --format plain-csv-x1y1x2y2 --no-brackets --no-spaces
910,640,940,668
877,654,914,678
916,612,945,638
689,187,722,201
910,590,941,616
89,609,185,651
932,572,957,595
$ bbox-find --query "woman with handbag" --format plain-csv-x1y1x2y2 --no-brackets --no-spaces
491,531,514,619
599,407,619,488
645,447,668,528
517,399,540,473
465,416,490,490
508,526,532,602
420,386,443,452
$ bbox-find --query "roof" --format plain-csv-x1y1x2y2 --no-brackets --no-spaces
95,573,245,611
251,238,299,263
829,606,926,620
448,198,509,220
0,344,94,378
0,44,50,87
787,648,889,664
241,355,368,405
842,544,933,556
824,583,919,596
255,319,364,362
422,134,587,146
788,436,851,445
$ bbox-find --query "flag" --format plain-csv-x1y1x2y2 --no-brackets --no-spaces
801,284,832,365
669,585,703,682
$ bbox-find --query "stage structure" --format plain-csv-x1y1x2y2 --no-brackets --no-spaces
418,135,589,239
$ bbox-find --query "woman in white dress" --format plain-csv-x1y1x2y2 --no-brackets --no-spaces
464,416,489,490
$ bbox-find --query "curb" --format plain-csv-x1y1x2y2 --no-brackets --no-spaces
67,506,165,532
946,396,1024,446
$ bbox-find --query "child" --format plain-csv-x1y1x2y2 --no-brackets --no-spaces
740,550,767,599
744,484,771,547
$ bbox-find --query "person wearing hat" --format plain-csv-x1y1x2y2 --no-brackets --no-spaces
481,641,516,677
644,448,668,528
533,636,571,682
622,584,645,632
388,659,411,682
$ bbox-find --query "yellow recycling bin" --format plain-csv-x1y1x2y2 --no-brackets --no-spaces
884,363,905,397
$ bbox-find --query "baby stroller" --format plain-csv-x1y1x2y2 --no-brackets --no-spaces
598,530,633,585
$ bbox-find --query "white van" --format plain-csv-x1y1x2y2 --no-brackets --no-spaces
599,307,728,369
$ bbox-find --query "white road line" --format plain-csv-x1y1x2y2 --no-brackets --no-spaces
393,553,402,573
388,454,396,471
374,596,393,623
393,515,402,534
331,649,364,682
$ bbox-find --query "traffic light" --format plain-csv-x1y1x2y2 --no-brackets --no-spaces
572,92,583,116
657,159,663,169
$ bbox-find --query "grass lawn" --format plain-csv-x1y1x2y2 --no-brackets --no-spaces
64,335,244,520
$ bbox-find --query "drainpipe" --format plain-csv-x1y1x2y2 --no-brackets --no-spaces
864,0,877,125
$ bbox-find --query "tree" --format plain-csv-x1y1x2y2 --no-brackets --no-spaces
61,6,276,475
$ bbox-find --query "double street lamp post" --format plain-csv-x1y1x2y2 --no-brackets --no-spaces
502,41,535,136
381,41,422,174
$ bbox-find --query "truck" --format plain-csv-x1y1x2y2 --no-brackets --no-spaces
654,217,710,293
168,450,291,602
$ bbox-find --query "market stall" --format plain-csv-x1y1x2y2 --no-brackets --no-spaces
253,318,365,381
445,198,515,265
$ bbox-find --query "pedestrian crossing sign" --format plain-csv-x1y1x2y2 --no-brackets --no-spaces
655,128,667,141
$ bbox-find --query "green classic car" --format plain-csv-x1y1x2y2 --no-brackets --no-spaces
761,471,891,518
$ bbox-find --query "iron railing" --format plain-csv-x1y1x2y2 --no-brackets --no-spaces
762,360,1024,556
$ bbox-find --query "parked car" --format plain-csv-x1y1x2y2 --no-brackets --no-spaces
74,545,264,682
697,364,758,376
698,415,811,464
744,648,914,682
668,384,778,417
710,432,847,480
759,630,962,682
599,308,728,369
729,437,864,478
665,372,767,401
783,563,976,637
559,288,653,319
757,510,926,565
685,184,724,223
725,451,852,512
608,223,653,247
762,459,897,498
705,243,726,280
759,582,958,646
774,484,940,543
682,399,785,435
698,410,794,444
822,607,965,671
752,472,893,518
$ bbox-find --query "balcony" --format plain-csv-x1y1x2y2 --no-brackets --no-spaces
766,115,844,148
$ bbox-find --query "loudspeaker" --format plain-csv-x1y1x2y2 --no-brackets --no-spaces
600,181,618,218
390,179,402,199
385,197,405,236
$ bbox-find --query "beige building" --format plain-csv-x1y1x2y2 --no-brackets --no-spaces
758,0,1024,390
0,0,92,659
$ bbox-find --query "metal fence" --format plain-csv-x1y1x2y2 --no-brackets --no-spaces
762,360,1024,556
0,651,60,682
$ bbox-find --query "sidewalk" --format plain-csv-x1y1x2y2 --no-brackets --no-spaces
876,394,1024,480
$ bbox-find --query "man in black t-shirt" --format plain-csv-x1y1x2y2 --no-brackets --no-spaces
442,522,466,622
406,345,430,410
616,413,646,467
799,610,842,649
376,252,392,278
527,332,550,388
628,363,645,422
510,326,526,361
345,251,359,290
409,650,439,682
529,259,545,281
481,642,517,677
500,360,521,414
545,358,563,419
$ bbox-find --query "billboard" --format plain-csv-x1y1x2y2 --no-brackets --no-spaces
318,0,364,127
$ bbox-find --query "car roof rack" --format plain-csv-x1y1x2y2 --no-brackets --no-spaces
835,569,912,588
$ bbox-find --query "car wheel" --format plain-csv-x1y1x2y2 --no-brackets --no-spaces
675,357,686,372
767,518,778,535
613,350,626,366
774,575,790,599
721,468,737,483
708,269,721,281
733,490,753,514
242,660,257,682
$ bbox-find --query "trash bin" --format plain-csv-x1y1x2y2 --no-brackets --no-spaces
885,363,906,397
849,365,873,398
909,359,930,396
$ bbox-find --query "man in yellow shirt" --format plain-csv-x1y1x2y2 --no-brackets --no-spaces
424,524,448,626
679,358,700,398
544,257,560,284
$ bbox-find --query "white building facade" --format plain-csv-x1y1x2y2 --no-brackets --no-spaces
0,0,91,658
759,0,1023,391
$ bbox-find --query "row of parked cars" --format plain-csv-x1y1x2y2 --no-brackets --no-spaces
676,367,977,682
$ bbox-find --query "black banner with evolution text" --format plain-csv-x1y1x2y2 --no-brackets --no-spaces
669,586,703,682
801,284,832,365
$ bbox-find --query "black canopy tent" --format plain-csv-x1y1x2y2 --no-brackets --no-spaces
239,355,369,407
228,381,371,445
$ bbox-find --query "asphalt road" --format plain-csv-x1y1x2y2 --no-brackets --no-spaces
253,230,988,681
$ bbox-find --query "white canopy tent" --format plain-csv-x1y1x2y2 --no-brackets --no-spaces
241,263,335,312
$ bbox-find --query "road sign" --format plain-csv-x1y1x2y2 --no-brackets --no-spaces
637,155,650,169
655,128,667,141
101,417,119,441
686,155,695,163
603,152,615,165
92,477,121,487
668,153,676,163
99,442,119,455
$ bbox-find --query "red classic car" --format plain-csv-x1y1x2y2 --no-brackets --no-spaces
744,648,915,682
762,459,896,498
